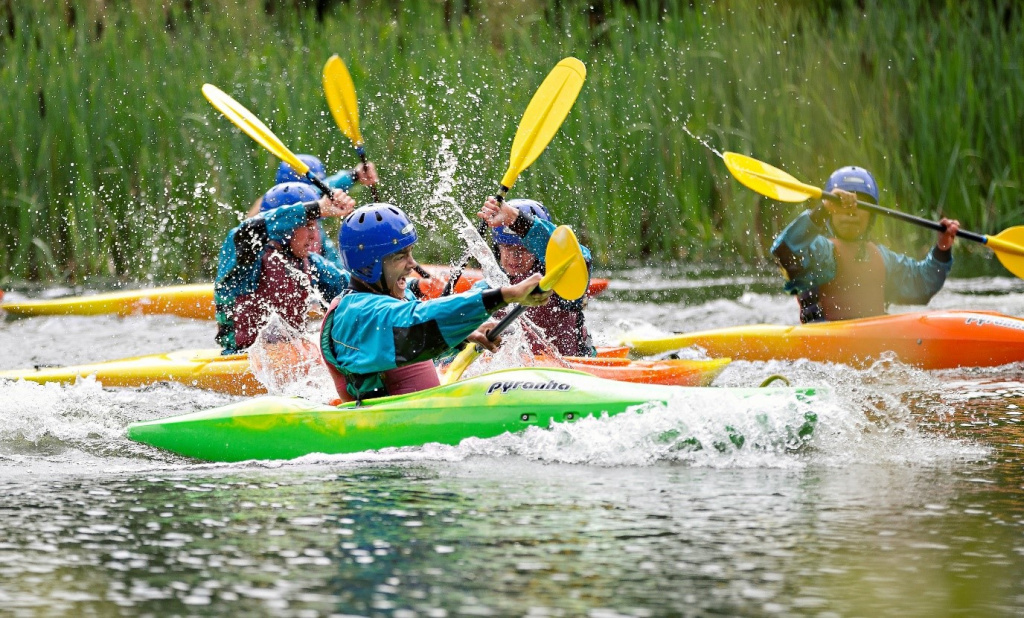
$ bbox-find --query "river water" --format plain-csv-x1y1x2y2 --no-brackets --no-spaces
2,268,1024,616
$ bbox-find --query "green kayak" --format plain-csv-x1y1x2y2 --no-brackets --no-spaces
128,367,821,462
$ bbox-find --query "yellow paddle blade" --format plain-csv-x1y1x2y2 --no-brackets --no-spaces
441,225,586,386
543,225,588,300
322,55,364,148
723,152,820,203
500,57,586,189
202,84,309,177
440,345,479,386
987,226,1024,277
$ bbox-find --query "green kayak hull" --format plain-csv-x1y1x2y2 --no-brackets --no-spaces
127,367,820,462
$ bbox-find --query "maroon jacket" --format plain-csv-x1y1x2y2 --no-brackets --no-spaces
232,243,313,350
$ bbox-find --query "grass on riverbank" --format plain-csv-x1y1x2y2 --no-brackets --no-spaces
1,0,1021,284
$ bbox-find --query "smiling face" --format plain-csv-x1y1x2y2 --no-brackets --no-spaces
381,245,417,299
499,244,538,277
289,222,319,258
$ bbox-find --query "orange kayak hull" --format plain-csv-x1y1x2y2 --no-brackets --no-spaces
622,310,1024,370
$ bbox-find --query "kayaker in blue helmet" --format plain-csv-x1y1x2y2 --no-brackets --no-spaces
215,182,355,353
477,197,596,357
320,203,551,402
246,153,379,266
771,166,960,323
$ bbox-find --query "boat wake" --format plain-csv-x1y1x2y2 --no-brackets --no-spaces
287,356,986,469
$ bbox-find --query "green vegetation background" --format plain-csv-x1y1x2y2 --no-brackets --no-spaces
0,0,1021,285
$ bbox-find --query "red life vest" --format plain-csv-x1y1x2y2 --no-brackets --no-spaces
816,238,886,320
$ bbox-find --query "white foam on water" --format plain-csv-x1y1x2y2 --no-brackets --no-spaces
0,377,236,471
263,357,986,471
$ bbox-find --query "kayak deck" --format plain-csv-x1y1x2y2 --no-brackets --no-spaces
621,310,1024,369
127,367,820,462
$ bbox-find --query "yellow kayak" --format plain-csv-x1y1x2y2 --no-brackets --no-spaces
0,346,729,395
0,284,216,319
0,266,612,320
0,349,263,395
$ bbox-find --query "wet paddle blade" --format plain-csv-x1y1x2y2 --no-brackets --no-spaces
202,84,310,177
988,226,1024,277
723,152,820,203
543,225,588,301
500,57,586,189
322,55,364,148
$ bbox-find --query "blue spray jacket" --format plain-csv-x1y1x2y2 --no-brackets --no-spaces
321,285,506,399
771,208,952,304
215,201,348,353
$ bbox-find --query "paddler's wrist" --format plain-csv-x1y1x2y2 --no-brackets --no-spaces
508,210,533,237
809,204,830,229
482,288,505,312
932,246,953,263
304,201,322,221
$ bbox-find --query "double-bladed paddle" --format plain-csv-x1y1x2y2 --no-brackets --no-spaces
440,225,589,384
202,84,334,198
322,55,380,202
441,57,587,296
723,152,1024,278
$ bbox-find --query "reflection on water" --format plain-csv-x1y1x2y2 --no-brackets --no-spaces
2,270,1024,614
0,460,1021,616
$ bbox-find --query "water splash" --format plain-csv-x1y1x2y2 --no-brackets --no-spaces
247,314,335,402
682,119,723,158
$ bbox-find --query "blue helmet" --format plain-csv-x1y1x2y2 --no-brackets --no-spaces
339,204,418,284
825,166,879,204
275,154,326,186
260,182,321,213
492,199,551,246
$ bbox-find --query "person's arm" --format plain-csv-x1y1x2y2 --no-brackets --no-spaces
880,245,953,305
263,191,355,243
309,254,349,303
477,197,593,270
328,276,546,374
770,207,838,294
326,162,379,191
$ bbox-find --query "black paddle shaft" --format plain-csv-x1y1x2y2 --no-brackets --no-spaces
477,282,544,348
353,146,380,202
826,192,987,244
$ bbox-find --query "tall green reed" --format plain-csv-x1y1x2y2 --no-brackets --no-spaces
0,0,1021,284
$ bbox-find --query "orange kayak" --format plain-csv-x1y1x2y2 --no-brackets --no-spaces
1,347,728,395
531,355,730,386
622,310,1024,370
0,265,610,319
